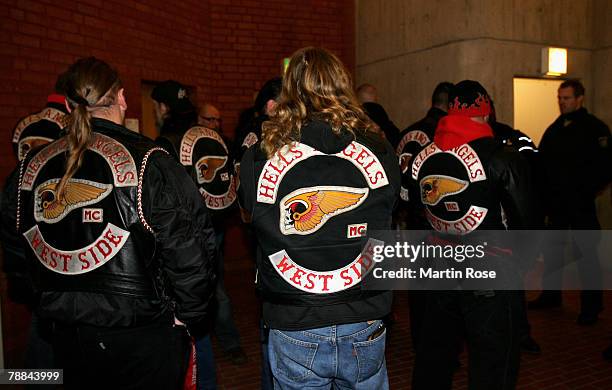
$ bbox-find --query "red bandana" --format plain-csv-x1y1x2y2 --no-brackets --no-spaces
47,94,66,105
434,115,493,151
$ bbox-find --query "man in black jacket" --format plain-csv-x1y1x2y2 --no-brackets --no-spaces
529,79,611,325
1,58,216,389
397,82,452,217
396,82,452,353
410,81,534,390
4,71,74,372
489,99,541,355
152,81,247,377
234,77,282,177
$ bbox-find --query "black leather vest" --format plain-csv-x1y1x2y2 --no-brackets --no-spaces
159,126,237,213
18,120,163,298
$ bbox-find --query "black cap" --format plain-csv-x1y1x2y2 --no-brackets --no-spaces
448,80,491,117
151,80,193,113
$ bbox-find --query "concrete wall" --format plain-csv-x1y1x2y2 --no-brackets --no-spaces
356,0,607,131
593,0,612,127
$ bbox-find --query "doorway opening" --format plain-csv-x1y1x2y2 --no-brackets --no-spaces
513,77,563,146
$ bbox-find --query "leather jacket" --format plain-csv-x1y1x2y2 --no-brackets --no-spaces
411,136,535,232
239,119,400,329
2,118,216,331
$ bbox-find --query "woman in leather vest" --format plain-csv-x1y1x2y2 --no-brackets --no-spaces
239,47,400,390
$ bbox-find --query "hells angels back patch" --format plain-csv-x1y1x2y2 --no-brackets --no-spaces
413,142,489,235
20,132,138,274
180,126,237,210
21,133,137,191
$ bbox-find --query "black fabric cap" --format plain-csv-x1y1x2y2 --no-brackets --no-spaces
151,80,193,113
448,80,491,117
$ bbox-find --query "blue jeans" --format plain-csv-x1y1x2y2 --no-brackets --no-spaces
268,321,388,390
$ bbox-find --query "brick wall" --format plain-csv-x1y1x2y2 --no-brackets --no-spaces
0,0,354,367
0,0,355,181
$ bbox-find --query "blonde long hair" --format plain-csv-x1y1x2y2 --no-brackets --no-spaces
261,47,373,158
56,58,121,197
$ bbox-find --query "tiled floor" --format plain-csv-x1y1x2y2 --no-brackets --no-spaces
3,217,612,389
213,237,612,389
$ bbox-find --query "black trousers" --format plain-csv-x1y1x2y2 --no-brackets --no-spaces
543,211,603,314
412,291,521,390
52,319,191,390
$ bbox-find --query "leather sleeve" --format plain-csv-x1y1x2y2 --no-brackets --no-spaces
1,165,36,305
238,146,256,216
490,147,537,229
141,152,217,335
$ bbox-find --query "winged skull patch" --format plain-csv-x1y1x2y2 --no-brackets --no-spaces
195,155,228,184
34,178,113,224
420,175,468,206
280,186,369,235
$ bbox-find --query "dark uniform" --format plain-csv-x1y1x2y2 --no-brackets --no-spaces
1,118,216,389
410,81,533,390
537,107,611,317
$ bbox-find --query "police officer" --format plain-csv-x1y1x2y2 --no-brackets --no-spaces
529,79,611,325
239,47,400,389
1,58,216,389
410,80,534,390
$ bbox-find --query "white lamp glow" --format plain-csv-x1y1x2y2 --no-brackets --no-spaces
541,47,567,76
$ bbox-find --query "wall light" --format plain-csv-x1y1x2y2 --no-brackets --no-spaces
541,47,567,76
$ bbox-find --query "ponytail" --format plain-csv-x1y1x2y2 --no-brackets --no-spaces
55,57,120,198
56,104,93,197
